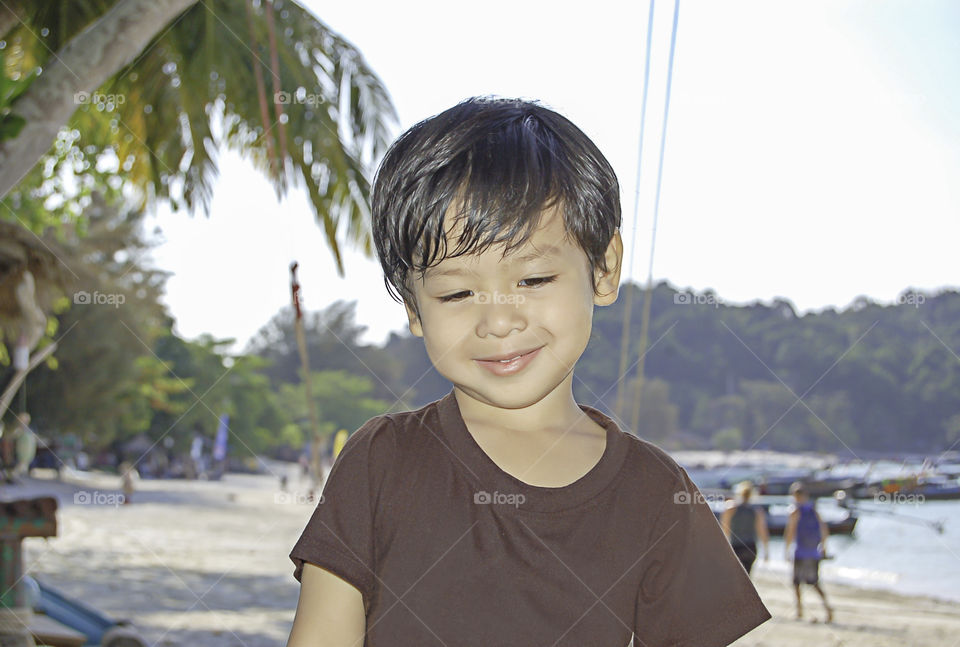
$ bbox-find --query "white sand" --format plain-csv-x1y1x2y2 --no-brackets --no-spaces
6,466,959,646
12,466,308,647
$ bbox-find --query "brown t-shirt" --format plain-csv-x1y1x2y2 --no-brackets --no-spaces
290,389,770,646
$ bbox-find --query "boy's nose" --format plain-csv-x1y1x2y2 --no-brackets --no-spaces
475,293,526,337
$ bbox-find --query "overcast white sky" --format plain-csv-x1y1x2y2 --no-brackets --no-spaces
146,0,960,352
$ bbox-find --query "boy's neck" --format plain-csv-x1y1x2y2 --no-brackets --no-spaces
452,377,589,436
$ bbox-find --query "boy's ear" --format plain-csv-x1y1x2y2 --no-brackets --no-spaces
404,299,424,337
594,228,623,306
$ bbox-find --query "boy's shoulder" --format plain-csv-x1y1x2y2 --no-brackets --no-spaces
629,435,688,475
339,397,442,458
581,401,691,491
616,430,699,500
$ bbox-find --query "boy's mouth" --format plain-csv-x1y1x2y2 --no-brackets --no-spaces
473,346,543,376
475,346,542,362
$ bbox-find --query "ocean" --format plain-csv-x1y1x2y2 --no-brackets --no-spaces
780,498,960,602
685,461,960,603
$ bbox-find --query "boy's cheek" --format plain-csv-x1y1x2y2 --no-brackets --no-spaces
403,300,425,337
542,285,594,319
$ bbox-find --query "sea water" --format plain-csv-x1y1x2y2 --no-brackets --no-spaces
757,498,960,602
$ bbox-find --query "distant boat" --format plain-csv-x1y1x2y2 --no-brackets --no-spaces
935,463,960,479
711,502,858,536
760,504,858,536
758,475,864,498
848,475,960,501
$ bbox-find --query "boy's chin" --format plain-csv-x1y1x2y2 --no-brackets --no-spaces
453,380,567,409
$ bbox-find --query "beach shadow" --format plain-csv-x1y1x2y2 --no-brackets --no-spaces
2,474,239,507
800,618,908,638
138,625,291,647
31,565,299,613
29,566,299,647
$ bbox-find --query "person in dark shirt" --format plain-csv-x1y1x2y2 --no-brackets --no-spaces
720,480,769,574
287,97,771,646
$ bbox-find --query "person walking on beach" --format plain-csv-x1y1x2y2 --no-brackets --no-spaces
119,460,137,504
0,421,16,484
1,413,35,484
783,481,834,622
12,412,37,479
721,480,769,575
285,97,771,646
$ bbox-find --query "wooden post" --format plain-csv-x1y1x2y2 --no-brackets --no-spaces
290,262,322,494
0,496,56,646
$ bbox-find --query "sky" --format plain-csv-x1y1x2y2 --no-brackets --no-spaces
145,0,960,352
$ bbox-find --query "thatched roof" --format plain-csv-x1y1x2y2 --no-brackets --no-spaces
0,220,76,346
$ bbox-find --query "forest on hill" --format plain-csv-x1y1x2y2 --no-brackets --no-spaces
11,256,959,457
375,282,960,454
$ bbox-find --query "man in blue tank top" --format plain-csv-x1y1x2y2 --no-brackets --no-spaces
783,481,834,622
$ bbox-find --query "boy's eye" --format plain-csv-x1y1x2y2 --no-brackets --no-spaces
438,291,472,303
436,276,558,304
519,275,557,288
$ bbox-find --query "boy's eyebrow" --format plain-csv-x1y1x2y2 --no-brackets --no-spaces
424,244,562,279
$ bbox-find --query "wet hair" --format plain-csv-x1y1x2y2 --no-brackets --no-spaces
370,96,621,319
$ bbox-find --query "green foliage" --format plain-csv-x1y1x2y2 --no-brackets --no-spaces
16,279,960,458
587,282,960,453
3,0,397,274
246,300,409,404
0,0,398,460
711,427,743,452
20,203,175,444
627,377,678,442
0,50,36,142
145,331,287,456
276,369,394,448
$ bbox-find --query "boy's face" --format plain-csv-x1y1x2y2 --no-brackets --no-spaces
404,204,622,410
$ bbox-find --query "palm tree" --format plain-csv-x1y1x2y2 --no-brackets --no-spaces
0,0,396,423
0,0,396,269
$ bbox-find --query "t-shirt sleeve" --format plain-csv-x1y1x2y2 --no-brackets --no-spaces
634,466,771,646
288,414,397,611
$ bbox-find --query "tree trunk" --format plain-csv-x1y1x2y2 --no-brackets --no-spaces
0,0,200,199
0,2,25,39
0,340,56,424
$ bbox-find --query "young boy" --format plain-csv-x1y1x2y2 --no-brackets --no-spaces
287,97,770,646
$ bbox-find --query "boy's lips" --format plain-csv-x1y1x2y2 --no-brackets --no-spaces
473,346,543,376
474,346,543,362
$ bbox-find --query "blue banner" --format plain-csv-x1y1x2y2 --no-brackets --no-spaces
213,413,229,461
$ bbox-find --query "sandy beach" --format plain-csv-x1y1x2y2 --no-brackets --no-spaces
5,466,959,646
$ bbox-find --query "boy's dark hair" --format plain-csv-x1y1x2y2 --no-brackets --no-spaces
370,96,621,318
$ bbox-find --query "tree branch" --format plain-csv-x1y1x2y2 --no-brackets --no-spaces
0,0,200,199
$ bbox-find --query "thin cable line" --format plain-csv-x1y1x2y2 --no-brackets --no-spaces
616,0,656,418
630,0,680,435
